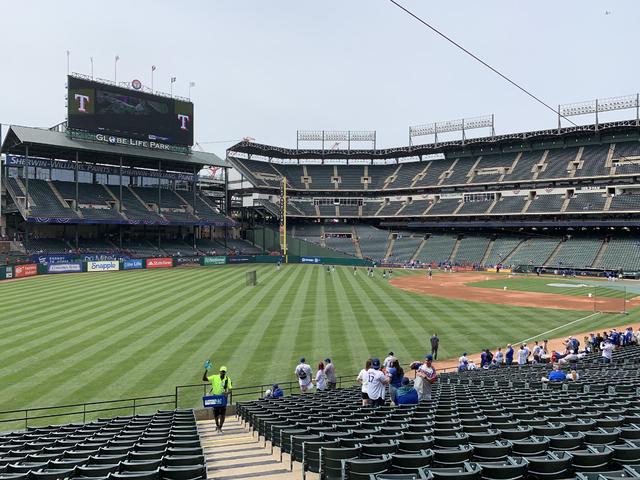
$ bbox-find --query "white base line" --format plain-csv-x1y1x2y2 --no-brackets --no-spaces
515,311,601,345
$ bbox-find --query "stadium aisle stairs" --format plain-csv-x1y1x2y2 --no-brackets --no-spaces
352,226,363,258
200,417,303,480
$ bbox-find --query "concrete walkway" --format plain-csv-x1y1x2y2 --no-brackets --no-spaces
199,416,315,480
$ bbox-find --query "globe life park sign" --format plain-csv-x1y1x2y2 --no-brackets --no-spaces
68,129,190,154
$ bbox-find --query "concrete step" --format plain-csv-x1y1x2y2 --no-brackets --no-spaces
199,417,314,480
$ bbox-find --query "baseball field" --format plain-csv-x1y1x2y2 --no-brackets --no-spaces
1,265,637,415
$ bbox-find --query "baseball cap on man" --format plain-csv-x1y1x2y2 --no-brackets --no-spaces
401,377,410,386
299,357,305,363
425,354,433,361
371,358,381,369
219,365,227,372
325,358,331,363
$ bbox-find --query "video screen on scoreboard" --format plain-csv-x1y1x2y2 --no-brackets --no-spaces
67,76,194,146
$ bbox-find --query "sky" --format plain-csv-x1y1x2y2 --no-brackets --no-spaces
1,0,637,159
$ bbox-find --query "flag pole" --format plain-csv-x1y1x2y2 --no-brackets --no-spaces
151,65,156,92
66,50,70,76
114,55,119,82
90,57,94,79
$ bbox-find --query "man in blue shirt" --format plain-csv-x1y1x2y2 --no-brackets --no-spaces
547,364,566,382
394,377,419,405
505,344,514,366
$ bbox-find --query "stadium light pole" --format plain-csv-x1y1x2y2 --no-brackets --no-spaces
189,82,195,100
151,65,156,92
90,57,94,79
170,76,176,97
114,55,119,82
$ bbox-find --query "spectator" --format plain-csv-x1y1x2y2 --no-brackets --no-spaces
383,352,396,369
517,344,529,365
411,354,437,401
315,361,327,391
601,340,614,364
544,364,566,382
495,347,504,365
394,377,419,406
566,370,580,381
324,358,337,390
294,357,313,393
505,344,514,366
458,352,469,371
532,341,542,363
356,359,372,406
430,333,440,360
388,359,404,404
270,384,284,398
366,358,390,407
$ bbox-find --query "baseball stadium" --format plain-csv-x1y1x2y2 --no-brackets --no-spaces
3,3,640,480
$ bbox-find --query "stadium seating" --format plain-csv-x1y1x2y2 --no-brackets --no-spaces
14,179,79,219
538,148,577,179
27,238,72,254
389,234,423,263
565,193,607,212
609,194,640,211
238,345,640,480
490,196,526,215
417,235,457,264
0,410,204,480
357,226,390,262
483,237,522,267
549,238,604,268
576,145,610,177
453,236,491,266
506,237,560,267
596,238,640,272
526,195,564,214
425,199,460,216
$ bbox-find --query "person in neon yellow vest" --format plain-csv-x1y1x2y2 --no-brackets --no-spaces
202,365,233,434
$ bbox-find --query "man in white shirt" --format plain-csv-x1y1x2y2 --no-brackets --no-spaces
383,352,396,370
366,358,390,407
601,340,614,364
294,357,313,393
517,344,529,365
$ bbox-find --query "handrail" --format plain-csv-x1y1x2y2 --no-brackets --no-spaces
0,368,463,430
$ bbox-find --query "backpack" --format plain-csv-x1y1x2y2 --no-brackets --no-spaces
297,366,307,379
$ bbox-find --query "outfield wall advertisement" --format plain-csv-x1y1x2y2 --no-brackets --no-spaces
202,256,227,265
47,263,83,274
123,259,144,270
14,264,38,278
146,258,173,269
87,261,120,272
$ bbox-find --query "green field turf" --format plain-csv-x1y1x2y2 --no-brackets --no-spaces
0,265,636,416
468,275,639,299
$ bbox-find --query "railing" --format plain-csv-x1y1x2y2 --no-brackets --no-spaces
0,368,462,431
0,394,175,431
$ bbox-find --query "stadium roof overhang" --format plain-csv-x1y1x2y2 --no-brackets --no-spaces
1,125,227,172
228,119,640,161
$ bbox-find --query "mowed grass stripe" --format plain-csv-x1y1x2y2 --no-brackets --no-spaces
232,265,311,383
25,266,276,407
0,267,230,355
64,266,282,403
0,267,249,405
328,268,364,372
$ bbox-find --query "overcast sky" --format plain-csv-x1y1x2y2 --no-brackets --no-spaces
1,0,637,158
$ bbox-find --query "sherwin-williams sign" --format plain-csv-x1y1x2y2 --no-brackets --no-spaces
202,256,227,265
87,261,120,272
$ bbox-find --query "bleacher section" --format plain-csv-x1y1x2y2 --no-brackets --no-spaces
507,237,560,266
325,237,357,256
539,147,577,179
28,238,71,254
239,345,640,480
609,194,640,211
491,196,526,215
566,193,607,212
526,195,565,214
550,238,603,268
417,235,457,264
389,234,423,263
0,409,204,480
597,238,640,272
483,237,522,267
425,199,460,216
454,236,491,265
356,226,389,262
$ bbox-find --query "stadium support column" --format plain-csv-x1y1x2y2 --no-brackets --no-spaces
74,152,79,213
192,165,198,216
158,160,162,212
24,144,29,249
119,157,123,213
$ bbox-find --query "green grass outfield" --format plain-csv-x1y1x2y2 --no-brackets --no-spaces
467,275,639,300
0,265,637,413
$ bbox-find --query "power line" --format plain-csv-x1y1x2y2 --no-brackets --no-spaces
387,0,578,127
